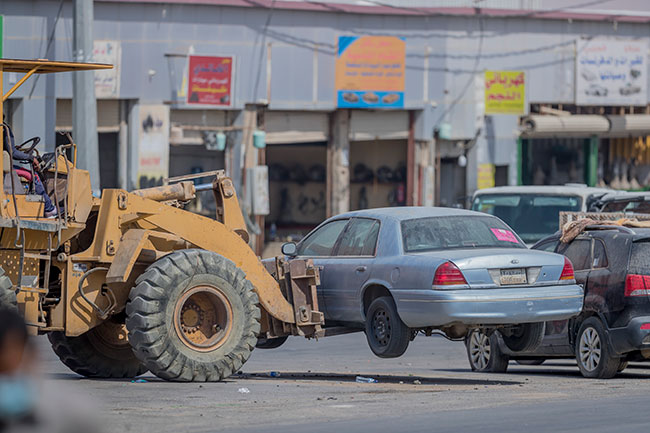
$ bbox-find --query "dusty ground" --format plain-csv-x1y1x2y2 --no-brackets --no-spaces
35,332,650,433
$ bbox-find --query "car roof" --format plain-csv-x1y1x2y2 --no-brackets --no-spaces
334,206,487,221
473,185,612,199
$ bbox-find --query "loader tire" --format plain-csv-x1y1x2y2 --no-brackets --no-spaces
0,267,17,312
48,316,148,378
126,249,261,382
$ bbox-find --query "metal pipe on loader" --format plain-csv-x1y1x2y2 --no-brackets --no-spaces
132,181,196,202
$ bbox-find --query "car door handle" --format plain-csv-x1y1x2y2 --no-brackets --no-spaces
356,266,367,272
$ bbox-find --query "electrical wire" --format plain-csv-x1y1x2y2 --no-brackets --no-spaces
28,0,65,98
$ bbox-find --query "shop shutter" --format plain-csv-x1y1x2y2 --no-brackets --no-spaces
170,109,228,145
56,99,120,132
349,111,408,141
265,111,328,144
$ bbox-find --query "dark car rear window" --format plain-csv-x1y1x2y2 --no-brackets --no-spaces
401,215,525,253
629,241,650,275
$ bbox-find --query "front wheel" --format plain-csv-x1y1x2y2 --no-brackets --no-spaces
575,317,620,379
126,249,261,382
365,296,410,358
465,329,509,373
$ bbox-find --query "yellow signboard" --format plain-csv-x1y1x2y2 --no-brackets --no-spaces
485,71,526,115
477,163,496,190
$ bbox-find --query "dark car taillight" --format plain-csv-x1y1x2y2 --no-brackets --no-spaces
560,257,575,282
625,274,650,297
433,261,467,287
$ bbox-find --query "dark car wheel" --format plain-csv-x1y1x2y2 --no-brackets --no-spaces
465,329,509,373
256,336,288,349
575,317,620,379
365,296,410,358
516,359,545,366
501,322,545,353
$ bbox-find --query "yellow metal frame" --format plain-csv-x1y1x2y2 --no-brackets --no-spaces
0,59,112,219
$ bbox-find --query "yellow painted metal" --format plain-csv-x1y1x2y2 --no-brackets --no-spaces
2,66,40,102
0,58,112,73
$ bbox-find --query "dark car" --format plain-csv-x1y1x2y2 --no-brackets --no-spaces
465,225,650,379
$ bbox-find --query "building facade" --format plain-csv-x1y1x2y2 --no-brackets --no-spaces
3,0,650,248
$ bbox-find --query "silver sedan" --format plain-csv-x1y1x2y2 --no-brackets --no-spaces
279,207,583,358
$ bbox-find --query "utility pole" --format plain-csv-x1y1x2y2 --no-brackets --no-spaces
73,0,100,193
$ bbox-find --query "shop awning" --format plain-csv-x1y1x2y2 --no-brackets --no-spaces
520,114,650,138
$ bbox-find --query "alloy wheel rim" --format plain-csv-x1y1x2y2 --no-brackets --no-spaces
579,327,601,372
469,331,491,370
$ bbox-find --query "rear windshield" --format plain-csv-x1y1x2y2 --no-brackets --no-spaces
472,193,581,244
629,242,650,275
401,215,526,253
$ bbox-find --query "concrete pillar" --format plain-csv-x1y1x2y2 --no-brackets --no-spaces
73,0,101,193
118,100,129,190
327,109,350,217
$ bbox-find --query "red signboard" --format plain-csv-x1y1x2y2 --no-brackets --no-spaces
186,55,234,106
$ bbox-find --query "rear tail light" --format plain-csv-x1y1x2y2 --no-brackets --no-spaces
559,257,575,282
624,274,650,297
433,261,467,287
640,323,650,331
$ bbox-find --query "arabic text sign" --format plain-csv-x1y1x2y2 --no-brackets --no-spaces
576,39,647,106
335,36,405,108
484,71,526,115
93,40,120,98
137,105,169,188
477,163,495,190
187,55,233,106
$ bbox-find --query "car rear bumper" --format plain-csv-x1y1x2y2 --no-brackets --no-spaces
607,316,650,355
392,284,584,328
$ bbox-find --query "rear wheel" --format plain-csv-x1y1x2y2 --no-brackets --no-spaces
575,317,620,379
126,249,261,382
365,296,409,358
501,322,545,353
465,329,509,373
48,316,147,378
0,267,17,312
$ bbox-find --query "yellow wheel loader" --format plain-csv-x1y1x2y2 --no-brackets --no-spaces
0,59,323,381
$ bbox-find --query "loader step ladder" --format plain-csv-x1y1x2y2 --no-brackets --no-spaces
17,231,53,329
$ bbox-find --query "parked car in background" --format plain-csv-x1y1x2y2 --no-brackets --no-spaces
465,225,650,379
588,191,650,213
472,185,611,245
272,207,584,359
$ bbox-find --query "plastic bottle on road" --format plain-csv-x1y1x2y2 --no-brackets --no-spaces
355,376,378,383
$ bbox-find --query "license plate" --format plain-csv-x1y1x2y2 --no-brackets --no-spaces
500,268,527,285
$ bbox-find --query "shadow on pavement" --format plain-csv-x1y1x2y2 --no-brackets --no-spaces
236,371,521,386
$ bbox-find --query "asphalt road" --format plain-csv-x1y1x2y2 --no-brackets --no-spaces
33,332,650,433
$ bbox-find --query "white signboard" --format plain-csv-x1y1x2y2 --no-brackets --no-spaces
93,40,121,98
576,39,647,106
137,105,170,188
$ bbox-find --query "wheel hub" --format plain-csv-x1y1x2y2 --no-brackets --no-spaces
469,331,491,370
372,310,391,346
579,327,601,372
173,285,233,352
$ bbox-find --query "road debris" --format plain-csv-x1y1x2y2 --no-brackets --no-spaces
355,376,378,383
238,387,251,394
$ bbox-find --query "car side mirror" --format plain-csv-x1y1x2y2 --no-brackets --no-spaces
281,242,297,257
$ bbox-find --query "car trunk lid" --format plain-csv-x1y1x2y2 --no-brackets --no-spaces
412,248,565,288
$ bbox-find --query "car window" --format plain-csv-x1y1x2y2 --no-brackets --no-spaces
592,239,608,269
401,215,525,253
557,239,591,271
298,219,348,256
535,239,559,253
472,194,581,244
336,218,380,256
628,241,650,275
